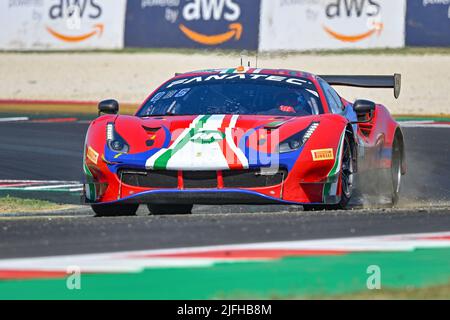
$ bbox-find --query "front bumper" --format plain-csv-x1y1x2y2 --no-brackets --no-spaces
84,188,328,206
84,149,343,206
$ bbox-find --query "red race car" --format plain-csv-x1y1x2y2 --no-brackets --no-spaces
83,67,405,216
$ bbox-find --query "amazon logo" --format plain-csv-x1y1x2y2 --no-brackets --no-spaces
179,0,243,46
46,0,104,43
323,0,383,43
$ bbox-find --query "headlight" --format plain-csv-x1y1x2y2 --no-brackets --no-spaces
106,123,130,153
278,122,319,153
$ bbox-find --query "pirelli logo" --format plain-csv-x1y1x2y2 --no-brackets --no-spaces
311,148,334,161
87,146,99,165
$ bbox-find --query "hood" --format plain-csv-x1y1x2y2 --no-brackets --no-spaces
111,114,318,171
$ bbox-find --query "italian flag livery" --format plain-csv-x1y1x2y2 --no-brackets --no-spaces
82,67,405,213
146,115,249,171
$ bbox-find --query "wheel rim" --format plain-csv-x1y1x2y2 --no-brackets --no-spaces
341,139,354,198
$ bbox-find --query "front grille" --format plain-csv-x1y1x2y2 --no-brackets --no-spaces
119,168,287,189
120,169,178,188
183,171,217,188
223,169,286,188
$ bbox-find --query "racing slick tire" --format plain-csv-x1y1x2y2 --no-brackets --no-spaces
303,135,354,211
92,204,139,217
389,137,403,206
147,204,193,215
372,135,403,208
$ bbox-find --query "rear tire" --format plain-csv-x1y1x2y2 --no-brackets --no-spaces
147,204,193,215
303,135,354,211
390,138,403,206
92,204,139,217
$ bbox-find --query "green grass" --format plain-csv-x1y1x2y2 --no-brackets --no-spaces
0,195,62,213
316,282,450,300
1,47,450,56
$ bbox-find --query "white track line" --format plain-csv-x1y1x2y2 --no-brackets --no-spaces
68,188,83,192
0,180,81,184
0,180,83,192
400,124,450,128
0,117,29,122
23,184,83,191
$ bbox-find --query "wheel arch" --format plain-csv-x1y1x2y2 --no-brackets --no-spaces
345,123,358,173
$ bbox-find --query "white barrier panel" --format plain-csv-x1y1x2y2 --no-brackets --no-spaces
0,0,126,50
259,0,406,51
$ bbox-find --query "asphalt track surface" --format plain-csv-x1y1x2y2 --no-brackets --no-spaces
0,121,449,259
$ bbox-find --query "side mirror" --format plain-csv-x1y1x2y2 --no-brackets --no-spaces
98,99,119,116
351,99,375,124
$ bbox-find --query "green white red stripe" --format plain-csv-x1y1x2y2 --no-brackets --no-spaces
145,115,249,171
322,129,346,202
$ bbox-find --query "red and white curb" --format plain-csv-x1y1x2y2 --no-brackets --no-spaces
0,180,83,192
0,231,449,280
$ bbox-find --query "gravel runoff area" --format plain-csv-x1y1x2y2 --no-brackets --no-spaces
0,52,449,115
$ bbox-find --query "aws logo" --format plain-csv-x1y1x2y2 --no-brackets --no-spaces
46,0,104,43
323,0,384,43
179,0,242,46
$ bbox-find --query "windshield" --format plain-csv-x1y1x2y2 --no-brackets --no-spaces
137,74,323,117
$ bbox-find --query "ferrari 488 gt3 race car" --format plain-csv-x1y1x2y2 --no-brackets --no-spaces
83,67,405,216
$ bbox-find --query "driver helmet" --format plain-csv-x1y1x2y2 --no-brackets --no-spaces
276,92,300,113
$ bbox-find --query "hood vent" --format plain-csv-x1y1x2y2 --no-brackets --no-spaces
142,125,161,133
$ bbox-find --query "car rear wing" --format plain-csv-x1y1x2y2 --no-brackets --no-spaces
319,74,401,99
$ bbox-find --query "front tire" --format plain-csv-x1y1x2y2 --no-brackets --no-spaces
147,204,193,215
92,204,139,217
303,135,354,211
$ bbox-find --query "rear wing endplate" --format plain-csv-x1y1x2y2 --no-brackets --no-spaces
319,74,401,99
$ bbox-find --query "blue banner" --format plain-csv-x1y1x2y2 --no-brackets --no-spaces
125,0,260,50
406,0,450,47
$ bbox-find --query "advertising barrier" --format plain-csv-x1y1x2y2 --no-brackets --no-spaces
259,0,406,51
1,0,448,52
124,0,260,50
406,0,450,47
0,0,126,50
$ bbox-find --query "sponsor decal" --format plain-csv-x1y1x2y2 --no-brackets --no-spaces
179,0,242,45
0,0,125,50
46,0,104,42
323,0,384,43
406,0,450,46
86,146,99,164
259,0,405,51
179,22,242,45
165,73,314,89
311,148,334,161
46,23,104,42
124,0,260,50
